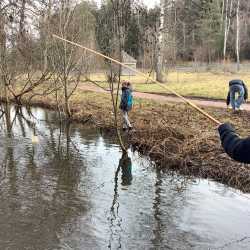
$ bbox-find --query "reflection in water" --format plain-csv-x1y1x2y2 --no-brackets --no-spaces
108,153,132,249
0,105,250,249
152,169,163,248
0,105,89,249
120,153,132,186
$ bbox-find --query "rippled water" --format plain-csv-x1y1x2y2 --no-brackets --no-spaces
0,105,250,250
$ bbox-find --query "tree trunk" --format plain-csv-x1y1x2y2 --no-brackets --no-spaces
64,78,71,118
0,10,8,102
19,0,26,41
110,0,127,153
43,0,52,72
183,22,186,52
221,0,225,31
223,0,229,61
236,0,240,71
223,0,233,62
4,102,12,136
155,0,165,83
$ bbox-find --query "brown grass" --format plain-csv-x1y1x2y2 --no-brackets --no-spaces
2,87,250,193
129,104,250,193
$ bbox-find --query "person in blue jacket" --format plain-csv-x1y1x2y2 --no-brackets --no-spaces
218,123,250,164
119,153,132,186
226,79,248,110
119,81,133,131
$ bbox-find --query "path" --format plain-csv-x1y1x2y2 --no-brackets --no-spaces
78,83,250,111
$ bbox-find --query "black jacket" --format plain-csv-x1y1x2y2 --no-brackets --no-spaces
226,79,248,105
218,123,250,164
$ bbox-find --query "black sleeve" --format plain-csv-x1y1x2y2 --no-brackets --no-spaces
226,91,230,106
218,123,250,164
243,82,248,100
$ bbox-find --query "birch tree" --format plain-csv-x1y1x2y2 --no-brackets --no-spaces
155,0,165,83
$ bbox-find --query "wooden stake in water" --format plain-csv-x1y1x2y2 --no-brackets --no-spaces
52,34,221,126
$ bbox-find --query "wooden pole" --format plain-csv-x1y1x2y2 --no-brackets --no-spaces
52,34,221,126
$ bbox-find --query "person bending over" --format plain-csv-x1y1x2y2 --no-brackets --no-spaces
226,79,248,110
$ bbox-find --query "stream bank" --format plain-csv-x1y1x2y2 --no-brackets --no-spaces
0,105,250,249
1,90,250,192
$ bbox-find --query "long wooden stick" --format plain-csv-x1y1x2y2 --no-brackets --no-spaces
53,34,221,125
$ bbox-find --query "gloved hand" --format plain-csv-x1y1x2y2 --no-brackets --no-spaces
218,122,235,136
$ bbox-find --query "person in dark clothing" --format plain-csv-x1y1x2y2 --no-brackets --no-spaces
226,79,248,110
118,152,132,186
218,123,250,164
119,81,133,131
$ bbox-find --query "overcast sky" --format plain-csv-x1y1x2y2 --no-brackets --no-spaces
138,0,160,8
95,0,160,9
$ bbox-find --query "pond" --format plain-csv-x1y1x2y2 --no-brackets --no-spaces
0,105,250,250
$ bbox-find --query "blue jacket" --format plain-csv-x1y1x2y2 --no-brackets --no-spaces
218,123,250,164
119,87,133,111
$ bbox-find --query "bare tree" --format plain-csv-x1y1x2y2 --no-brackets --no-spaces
109,0,131,152
236,0,240,71
49,0,96,118
42,0,52,72
223,0,233,62
0,0,53,105
0,5,7,103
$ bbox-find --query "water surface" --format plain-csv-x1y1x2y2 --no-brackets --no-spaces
0,106,250,250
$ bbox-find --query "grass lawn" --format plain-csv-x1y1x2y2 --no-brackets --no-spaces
87,71,250,100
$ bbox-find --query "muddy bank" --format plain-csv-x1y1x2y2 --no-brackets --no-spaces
1,91,250,192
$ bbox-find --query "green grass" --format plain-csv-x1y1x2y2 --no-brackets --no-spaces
87,71,250,100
